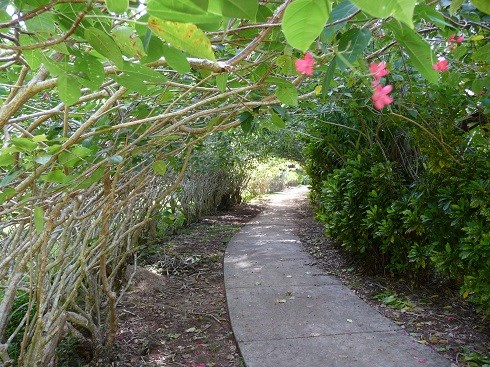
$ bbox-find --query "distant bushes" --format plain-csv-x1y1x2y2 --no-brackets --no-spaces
242,159,306,201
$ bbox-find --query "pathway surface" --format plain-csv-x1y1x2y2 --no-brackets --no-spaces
224,186,452,367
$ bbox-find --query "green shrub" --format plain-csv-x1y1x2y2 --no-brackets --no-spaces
315,149,490,313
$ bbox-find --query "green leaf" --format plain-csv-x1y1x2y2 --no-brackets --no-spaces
337,28,371,70
349,0,416,28
471,0,490,14
57,74,81,106
0,188,15,205
43,169,67,183
120,61,166,83
147,0,220,24
112,26,146,59
148,17,216,61
33,206,44,234
472,43,490,62
275,81,298,106
34,155,52,165
0,172,17,188
76,167,105,189
415,5,454,29
74,54,105,91
151,160,167,175
107,155,123,165
270,110,286,129
449,0,463,15
105,0,129,14
161,44,191,73
85,27,124,67
322,0,359,43
387,20,439,84
141,34,166,63
58,145,92,168
275,55,295,75
0,153,14,167
25,12,55,34
32,134,47,143
10,137,37,152
282,0,330,52
216,73,227,92
111,74,152,94
219,0,258,20
322,57,337,95
238,111,254,133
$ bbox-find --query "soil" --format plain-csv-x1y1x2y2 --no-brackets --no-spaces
110,202,265,367
109,191,489,367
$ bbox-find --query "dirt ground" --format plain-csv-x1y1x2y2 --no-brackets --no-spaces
110,203,264,367
109,192,489,367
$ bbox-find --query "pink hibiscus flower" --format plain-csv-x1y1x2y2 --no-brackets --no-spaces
369,61,389,80
372,84,394,110
433,58,448,71
448,34,464,44
295,53,315,76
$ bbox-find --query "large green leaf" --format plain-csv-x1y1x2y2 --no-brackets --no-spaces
472,43,490,62
74,54,105,91
275,80,298,106
147,0,220,24
148,17,216,61
111,74,153,94
322,0,359,44
10,137,37,152
218,0,258,20
414,5,454,29
151,160,167,175
57,74,81,106
471,0,490,14
105,0,129,14
349,0,416,28
161,45,191,73
85,27,124,67
112,26,146,59
387,20,439,84
449,0,463,16
25,12,54,34
0,153,14,167
337,28,371,70
120,61,167,83
282,0,329,52
321,57,337,96
42,169,67,183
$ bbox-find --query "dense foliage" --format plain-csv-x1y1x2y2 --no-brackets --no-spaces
305,38,490,312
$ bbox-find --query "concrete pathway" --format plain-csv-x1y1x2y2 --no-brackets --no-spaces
224,186,452,367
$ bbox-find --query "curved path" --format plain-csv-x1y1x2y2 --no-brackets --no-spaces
224,186,451,367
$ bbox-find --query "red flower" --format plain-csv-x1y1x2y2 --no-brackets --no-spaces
372,84,393,110
448,34,464,44
295,53,315,76
433,58,448,71
369,61,389,80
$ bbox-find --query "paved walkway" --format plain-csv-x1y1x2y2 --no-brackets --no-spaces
224,186,452,367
